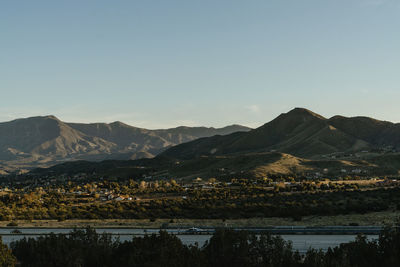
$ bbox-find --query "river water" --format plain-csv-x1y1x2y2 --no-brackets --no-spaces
0,228,378,254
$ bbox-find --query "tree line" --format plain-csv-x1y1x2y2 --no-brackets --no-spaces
1,227,400,266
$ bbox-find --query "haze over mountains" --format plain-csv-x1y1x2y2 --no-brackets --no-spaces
0,115,250,172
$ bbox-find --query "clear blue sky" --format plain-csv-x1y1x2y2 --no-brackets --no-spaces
1,0,399,128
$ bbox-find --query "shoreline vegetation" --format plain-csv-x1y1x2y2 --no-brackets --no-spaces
1,210,400,229
3,227,400,267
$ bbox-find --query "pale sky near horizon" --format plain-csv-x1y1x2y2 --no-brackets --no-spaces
1,0,400,129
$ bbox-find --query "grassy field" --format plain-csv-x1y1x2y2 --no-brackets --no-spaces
1,211,399,228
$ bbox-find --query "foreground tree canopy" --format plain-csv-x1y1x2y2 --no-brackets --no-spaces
0,237,16,267
1,227,400,267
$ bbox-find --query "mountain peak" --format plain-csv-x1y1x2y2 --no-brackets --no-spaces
110,121,128,126
23,115,61,122
43,115,59,120
285,108,326,120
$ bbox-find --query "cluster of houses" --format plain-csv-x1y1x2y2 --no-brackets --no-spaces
308,167,370,179
101,194,135,202
72,189,138,202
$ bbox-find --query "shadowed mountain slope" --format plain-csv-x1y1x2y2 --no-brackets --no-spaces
160,108,400,159
29,151,400,179
67,122,251,158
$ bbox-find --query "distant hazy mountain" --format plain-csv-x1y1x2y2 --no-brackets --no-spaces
160,108,400,159
0,115,250,171
0,116,116,161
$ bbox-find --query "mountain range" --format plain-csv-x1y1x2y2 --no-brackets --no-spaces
0,115,250,173
3,108,400,178
161,108,400,159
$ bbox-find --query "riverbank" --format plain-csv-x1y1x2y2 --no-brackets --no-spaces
0,210,399,228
